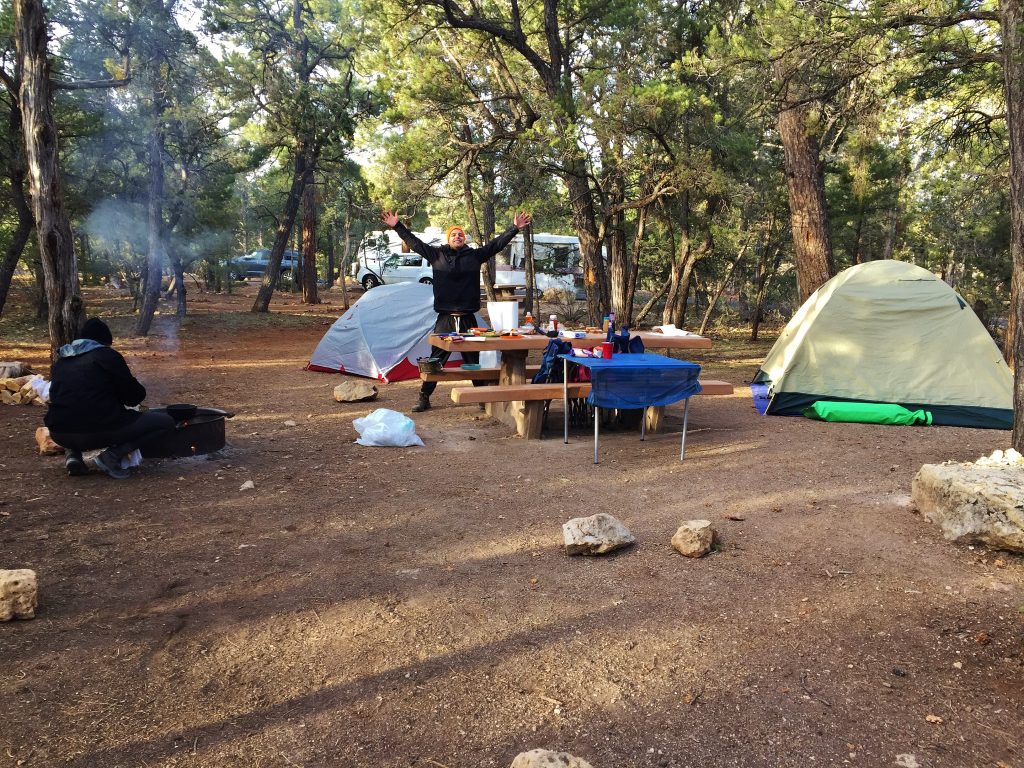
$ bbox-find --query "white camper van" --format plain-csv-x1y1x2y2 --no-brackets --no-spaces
353,229,582,296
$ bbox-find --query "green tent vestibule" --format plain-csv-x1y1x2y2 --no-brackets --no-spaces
753,260,1012,430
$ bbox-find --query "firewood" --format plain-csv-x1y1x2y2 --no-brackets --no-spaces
6,376,33,391
35,427,62,455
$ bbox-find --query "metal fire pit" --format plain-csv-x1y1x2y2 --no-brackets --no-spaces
141,407,233,458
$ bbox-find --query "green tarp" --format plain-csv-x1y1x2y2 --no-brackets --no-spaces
803,401,933,425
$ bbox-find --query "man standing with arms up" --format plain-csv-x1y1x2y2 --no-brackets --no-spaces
380,210,533,412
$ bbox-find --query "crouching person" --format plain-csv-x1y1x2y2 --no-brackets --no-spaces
44,318,174,480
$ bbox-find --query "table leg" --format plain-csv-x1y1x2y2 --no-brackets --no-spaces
680,398,690,460
486,350,543,438
594,406,600,464
563,357,569,444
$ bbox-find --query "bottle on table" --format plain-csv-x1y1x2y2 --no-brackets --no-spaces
606,311,616,342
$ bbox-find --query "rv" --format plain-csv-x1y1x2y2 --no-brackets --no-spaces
352,229,582,296
497,232,581,296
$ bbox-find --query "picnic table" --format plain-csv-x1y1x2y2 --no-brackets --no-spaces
428,331,720,438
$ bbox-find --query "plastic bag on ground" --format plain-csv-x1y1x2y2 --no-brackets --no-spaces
353,408,425,447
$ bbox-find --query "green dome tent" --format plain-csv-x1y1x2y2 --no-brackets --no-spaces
753,260,1012,429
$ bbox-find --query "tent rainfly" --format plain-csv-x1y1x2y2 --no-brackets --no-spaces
306,282,476,382
753,259,1012,429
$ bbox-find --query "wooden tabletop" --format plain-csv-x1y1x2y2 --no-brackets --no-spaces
429,330,712,353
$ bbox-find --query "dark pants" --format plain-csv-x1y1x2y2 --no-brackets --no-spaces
420,313,481,397
51,411,176,460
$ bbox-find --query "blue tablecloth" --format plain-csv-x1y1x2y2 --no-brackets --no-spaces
559,353,702,409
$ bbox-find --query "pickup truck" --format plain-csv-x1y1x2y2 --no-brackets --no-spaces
228,249,301,280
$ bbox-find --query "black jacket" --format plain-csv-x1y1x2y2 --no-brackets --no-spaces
393,222,519,313
44,340,146,434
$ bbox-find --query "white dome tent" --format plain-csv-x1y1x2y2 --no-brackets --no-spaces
306,282,477,382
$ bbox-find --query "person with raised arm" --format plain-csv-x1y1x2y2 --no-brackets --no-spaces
380,210,533,412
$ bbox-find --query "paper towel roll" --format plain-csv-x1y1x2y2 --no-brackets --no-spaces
486,301,520,332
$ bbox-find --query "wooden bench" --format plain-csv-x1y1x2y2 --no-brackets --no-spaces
420,365,541,383
450,379,734,438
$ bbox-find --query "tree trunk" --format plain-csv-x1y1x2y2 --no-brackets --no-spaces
751,247,784,342
0,101,34,319
776,69,835,304
326,223,335,286
607,167,629,322
135,105,166,336
565,166,608,324
252,145,309,313
698,234,751,336
460,153,490,302
635,273,672,327
623,203,648,326
339,209,351,310
171,254,186,317
301,175,319,304
663,196,688,325
1002,0,1024,450
523,228,535,316
15,0,85,356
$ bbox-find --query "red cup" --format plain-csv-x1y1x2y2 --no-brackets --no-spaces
601,341,613,359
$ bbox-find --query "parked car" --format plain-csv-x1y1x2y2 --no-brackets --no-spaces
352,229,444,289
355,251,433,290
228,249,301,280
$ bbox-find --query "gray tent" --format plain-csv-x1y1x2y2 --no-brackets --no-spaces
754,260,1012,429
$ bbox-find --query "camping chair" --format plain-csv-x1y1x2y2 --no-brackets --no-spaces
533,338,592,432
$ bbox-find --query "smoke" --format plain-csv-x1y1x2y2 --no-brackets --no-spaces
82,199,148,254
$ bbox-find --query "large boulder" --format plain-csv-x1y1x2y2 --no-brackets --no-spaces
913,455,1024,553
510,749,594,768
562,513,635,555
333,381,378,403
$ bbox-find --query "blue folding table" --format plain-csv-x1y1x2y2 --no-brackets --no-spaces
559,353,703,464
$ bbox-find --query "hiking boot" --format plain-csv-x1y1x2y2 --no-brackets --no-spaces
91,449,130,480
65,450,88,477
411,395,431,413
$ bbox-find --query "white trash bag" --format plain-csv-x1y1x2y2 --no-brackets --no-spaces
353,408,425,448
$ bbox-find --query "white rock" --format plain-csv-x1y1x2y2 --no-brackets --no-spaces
562,513,635,555
0,569,37,621
894,755,920,768
913,463,1024,552
283,420,298,427
510,749,594,768
333,381,378,402
239,480,256,491
975,448,1024,466
671,519,717,557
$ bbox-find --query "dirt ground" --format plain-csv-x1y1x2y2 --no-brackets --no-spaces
1,281,1022,768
